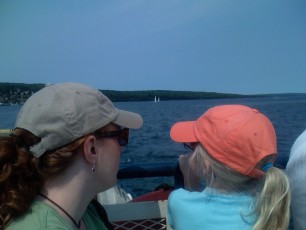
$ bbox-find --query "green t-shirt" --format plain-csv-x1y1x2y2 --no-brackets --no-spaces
6,200,109,230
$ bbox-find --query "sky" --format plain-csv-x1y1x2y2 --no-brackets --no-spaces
0,0,306,95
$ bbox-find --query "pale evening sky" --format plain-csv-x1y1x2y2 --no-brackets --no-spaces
0,0,305,95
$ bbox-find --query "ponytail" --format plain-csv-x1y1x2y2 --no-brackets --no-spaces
0,129,85,229
0,133,42,229
252,167,291,230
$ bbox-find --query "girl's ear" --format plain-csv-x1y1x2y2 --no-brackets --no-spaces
82,135,97,165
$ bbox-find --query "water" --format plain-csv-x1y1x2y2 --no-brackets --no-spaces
2,95,306,196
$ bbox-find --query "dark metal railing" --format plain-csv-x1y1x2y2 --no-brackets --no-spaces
118,161,184,188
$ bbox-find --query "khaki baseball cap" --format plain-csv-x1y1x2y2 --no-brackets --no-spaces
15,82,143,157
170,104,276,178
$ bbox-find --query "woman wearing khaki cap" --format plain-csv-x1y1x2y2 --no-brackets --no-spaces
167,104,290,230
0,82,143,230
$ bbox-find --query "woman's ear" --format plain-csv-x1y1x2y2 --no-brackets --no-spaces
82,135,97,165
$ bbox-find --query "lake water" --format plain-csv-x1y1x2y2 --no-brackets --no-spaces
2,95,306,197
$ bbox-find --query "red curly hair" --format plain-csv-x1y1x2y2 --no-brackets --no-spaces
0,129,86,229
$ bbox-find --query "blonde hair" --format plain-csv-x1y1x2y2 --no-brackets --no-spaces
188,145,291,230
252,167,290,230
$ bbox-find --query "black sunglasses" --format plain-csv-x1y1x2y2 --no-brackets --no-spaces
183,143,196,151
94,128,129,146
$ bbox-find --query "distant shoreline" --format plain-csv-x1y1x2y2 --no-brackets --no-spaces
1,82,306,104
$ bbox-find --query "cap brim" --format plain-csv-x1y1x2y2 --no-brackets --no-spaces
170,121,197,143
113,110,143,129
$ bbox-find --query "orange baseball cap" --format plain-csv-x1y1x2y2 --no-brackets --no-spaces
170,104,276,178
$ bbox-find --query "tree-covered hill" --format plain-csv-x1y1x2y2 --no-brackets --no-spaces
0,82,246,104
101,89,244,102
3,82,303,104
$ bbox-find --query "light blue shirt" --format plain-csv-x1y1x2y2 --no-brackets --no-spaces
168,187,255,230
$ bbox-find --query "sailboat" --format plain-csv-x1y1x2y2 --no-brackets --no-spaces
154,96,160,102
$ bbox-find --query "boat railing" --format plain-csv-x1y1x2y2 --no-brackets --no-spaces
104,200,171,230
117,161,184,188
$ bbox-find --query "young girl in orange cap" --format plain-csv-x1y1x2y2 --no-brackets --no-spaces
168,104,290,230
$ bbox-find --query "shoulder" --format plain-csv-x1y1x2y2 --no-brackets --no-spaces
287,130,306,173
168,188,192,201
168,188,204,208
169,187,215,201
286,130,306,229
169,188,199,197
82,201,110,230
5,201,71,230
288,130,306,162
169,188,253,206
